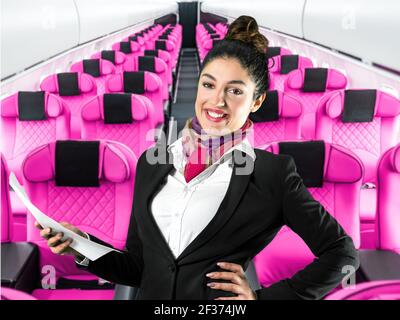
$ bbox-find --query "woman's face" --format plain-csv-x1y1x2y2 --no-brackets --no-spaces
195,57,265,136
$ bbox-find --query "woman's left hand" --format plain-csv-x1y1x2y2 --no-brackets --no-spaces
206,262,257,300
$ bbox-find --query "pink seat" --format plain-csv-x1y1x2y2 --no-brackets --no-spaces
91,50,127,74
375,143,400,254
81,93,157,157
70,59,115,94
269,55,313,91
250,90,303,147
324,281,400,300
105,71,164,125
22,140,137,300
315,89,400,226
1,287,37,300
0,91,71,182
1,154,11,243
284,68,348,139
266,46,292,59
153,40,177,69
254,141,363,288
123,55,170,101
40,72,97,139
144,49,173,84
112,40,143,59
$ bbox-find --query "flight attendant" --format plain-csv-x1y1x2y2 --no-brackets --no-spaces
36,15,359,300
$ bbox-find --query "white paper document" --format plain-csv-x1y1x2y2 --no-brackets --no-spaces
9,173,122,261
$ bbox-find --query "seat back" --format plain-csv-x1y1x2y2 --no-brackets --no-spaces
0,92,70,181
123,55,169,101
23,140,137,278
0,287,37,300
375,143,400,253
81,93,156,157
254,141,363,287
269,54,313,91
112,40,143,59
1,154,11,242
105,71,164,125
70,59,115,94
91,50,127,74
284,68,348,139
40,72,97,138
250,90,302,147
315,89,400,184
143,49,173,84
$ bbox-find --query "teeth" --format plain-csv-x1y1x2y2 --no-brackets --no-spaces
207,110,225,118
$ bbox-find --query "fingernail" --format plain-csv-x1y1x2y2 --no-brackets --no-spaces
206,273,213,277
46,228,51,233
207,283,215,287
217,262,223,266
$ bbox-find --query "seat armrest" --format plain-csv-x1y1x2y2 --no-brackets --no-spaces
1,242,39,293
358,250,400,281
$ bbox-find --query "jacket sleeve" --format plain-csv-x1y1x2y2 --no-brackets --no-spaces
75,157,146,288
256,155,360,300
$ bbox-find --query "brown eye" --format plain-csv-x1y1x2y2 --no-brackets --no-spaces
228,88,243,95
203,82,213,89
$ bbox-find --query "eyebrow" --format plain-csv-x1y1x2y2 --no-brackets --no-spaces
202,73,247,86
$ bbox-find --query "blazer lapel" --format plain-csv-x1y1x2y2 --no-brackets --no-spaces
177,150,253,264
138,147,176,261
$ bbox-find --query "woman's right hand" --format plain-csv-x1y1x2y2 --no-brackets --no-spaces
35,221,85,259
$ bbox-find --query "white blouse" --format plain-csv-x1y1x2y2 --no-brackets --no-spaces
150,138,256,258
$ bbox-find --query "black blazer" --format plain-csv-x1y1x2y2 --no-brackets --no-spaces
81,146,359,300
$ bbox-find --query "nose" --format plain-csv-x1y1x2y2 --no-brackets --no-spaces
210,88,225,107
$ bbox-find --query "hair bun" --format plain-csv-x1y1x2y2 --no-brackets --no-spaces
225,15,268,54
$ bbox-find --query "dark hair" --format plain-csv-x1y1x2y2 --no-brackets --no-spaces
200,16,269,100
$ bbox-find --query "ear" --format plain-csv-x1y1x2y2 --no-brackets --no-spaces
251,92,266,113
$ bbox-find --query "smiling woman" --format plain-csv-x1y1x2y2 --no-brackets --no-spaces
35,15,359,300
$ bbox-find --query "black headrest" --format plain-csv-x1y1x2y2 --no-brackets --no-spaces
210,34,220,39
55,140,99,187
155,40,167,50
267,47,281,59
83,59,101,78
103,93,132,124
278,140,325,187
101,50,115,65
249,90,279,122
302,68,328,92
57,73,80,96
159,34,169,40
123,71,145,94
280,55,299,75
120,41,132,54
18,91,46,121
342,90,376,123
144,50,159,57
138,56,155,73
129,36,138,42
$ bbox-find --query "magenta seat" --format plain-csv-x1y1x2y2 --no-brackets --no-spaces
1,154,11,243
0,91,71,183
269,55,313,91
112,40,143,59
105,71,164,125
40,72,97,139
254,141,363,288
250,90,303,147
70,59,115,94
375,143,400,254
143,49,173,84
284,68,348,139
266,46,292,59
153,40,177,69
81,93,156,157
22,140,137,300
315,89,400,227
1,287,37,300
91,50,127,74
123,55,170,101
325,281,400,300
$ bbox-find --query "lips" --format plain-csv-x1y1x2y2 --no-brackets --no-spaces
204,108,228,123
